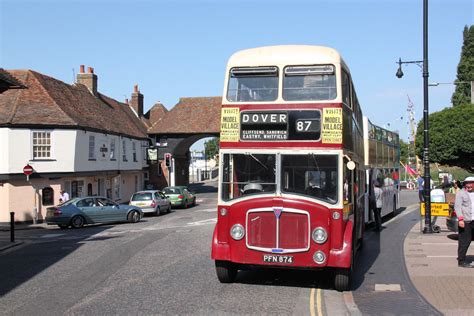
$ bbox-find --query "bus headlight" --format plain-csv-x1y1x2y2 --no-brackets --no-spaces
230,224,245,240
312,227,328,244
313,251,326,264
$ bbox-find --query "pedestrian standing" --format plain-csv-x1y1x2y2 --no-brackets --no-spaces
449,180,461,194
417,173,424,202
60,190,70,202
454,176,474,268
373,181,383,232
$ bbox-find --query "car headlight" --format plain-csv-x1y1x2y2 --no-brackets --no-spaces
312,227,328,244
230,224,245,240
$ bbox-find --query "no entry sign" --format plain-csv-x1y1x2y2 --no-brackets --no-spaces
23,164,34,176
23,164,34,181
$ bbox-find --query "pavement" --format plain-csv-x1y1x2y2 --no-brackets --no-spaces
1,206,473,315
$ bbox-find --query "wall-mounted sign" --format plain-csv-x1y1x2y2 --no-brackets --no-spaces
147,148,158,161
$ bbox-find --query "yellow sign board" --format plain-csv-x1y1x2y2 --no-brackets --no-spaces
220,107,240,142
420,202,450,217
321,108,342,144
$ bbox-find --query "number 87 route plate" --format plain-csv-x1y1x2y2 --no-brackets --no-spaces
263,254,294,264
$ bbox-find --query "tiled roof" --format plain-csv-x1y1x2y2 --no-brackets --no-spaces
0,68,26,91
148,96,221,134
0,70,148,139
145,102,168,128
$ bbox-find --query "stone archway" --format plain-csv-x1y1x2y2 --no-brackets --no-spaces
146,97,221,188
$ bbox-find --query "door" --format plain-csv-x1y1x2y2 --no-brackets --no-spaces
76,197,97,223
95,197,122,222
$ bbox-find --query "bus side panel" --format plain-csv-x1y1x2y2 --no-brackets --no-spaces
327,219,353,268
211,225,231,261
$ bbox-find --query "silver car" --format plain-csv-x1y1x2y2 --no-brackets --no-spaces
129,190,171,215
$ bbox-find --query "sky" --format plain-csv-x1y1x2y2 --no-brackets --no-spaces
1,0,473,149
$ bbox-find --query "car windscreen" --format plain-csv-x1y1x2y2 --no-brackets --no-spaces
281,154,338,204
221,153,276,201
163,188,180,194
283,65,336,101
227,67,278,102
131,192,153,201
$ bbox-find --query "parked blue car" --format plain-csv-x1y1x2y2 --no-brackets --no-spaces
45,196,143,229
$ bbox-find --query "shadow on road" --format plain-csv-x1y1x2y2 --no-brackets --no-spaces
0,224,115,297
189,182,218,194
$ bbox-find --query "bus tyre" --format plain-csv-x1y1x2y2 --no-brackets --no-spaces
215,260,237,283
334,267,351,292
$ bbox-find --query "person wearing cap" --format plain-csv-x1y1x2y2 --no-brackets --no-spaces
454,176,474,268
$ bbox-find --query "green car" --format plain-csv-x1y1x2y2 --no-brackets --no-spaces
163,186,196,208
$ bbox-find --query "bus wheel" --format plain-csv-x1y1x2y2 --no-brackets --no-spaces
334,267,351,291
215,260,237,283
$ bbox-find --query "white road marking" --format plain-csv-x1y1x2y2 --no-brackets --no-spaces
40,234,65,238
375,284,401,292
197,208,216,213
187,218,217,226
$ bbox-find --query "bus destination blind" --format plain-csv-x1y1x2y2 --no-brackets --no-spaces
240,110,321,141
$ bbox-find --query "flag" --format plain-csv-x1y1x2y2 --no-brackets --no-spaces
400,161,417,176
406,164,417,176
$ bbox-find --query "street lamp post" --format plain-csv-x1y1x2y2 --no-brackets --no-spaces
396,0,434,234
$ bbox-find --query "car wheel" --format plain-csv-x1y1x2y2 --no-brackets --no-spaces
128,210,140,223
70,215,85,229
183,200,188,209
215,260,237,283
155,206,161,216
58,224,68,229
192,197,196,206
167,205,171,213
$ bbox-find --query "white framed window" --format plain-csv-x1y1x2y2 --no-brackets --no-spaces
32,131,52,159
122,139,127,161
88,135,96,160
110,138,116,160
132,142,137,162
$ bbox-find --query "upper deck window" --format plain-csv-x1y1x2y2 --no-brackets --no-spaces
227,67,278,102
283,65,336,101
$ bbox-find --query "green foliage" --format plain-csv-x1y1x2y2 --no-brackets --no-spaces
415,104,474,171
451,25,474,106
399,139,409,164
204,138,220,161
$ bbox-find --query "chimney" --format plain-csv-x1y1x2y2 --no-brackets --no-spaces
130,84,144,117
76,65,98,95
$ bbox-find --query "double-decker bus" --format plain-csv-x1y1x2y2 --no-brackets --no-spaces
364,118,400,223
211,45,397,291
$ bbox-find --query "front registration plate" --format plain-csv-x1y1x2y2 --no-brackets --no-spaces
263,255,294,264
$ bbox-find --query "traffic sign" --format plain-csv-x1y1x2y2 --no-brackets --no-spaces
23,164,34,176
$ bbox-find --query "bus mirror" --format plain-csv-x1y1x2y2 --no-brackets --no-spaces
346,161,356,170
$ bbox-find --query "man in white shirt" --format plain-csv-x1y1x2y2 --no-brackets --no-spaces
60,190,70,202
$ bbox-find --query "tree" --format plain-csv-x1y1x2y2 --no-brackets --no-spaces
399,139,409,165
415,104,474,171
452,25,474,106
204,138,220,161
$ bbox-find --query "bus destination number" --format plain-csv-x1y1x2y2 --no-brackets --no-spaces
263,255,294,264
295,119,320,133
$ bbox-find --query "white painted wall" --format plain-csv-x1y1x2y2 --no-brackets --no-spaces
0,128,148,174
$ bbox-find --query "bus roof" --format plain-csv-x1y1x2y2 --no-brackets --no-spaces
227,45,347,69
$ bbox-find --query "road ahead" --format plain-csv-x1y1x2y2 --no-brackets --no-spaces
0,185,436,315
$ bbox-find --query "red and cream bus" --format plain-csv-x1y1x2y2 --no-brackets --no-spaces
211,45,396,291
